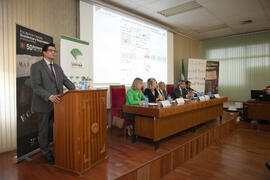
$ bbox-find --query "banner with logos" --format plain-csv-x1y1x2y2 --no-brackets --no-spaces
205,61,219,94
60,35,91,90
15,24,53,160
187,58,207,93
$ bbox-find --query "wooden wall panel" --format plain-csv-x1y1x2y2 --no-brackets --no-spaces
117,171,137,180
149,159,160,180
137,164,150,180
191,140,197,158
160,153,172,177
174,34,202,84
115,117,237,180
184,143,191,162
172,146,185,169
198,136,204,153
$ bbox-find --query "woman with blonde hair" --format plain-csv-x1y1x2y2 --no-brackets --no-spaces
126,77,145,105
126,77,145,143
144,78,163,102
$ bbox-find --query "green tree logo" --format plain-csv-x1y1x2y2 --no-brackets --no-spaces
70,48,83,60
70,48,83,68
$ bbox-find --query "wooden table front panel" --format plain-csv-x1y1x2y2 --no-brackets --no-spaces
248,101,270,121
129,98,227,142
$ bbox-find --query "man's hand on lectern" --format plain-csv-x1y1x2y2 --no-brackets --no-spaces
49,95,61,104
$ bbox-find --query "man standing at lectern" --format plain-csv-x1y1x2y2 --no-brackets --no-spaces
30,43,75,164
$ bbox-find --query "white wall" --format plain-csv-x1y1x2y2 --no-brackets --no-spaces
79,1,94,81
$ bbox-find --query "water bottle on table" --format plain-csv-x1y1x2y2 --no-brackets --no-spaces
81,76,87,90
167,95,172,104
145,96,149,107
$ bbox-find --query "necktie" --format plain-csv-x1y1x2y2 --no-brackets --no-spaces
49,64,59,92
160,89,164,99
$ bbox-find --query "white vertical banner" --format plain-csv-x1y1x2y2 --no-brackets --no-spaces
60,35,91,90
167,31,174,84
187,58,207,93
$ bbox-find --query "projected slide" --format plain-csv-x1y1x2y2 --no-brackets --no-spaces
93,6,167,84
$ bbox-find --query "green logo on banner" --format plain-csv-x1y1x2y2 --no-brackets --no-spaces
70,48,83,60
70,48,83,68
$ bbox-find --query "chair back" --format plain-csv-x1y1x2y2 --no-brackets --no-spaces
110,85,126,109
110,85,126,123
141,86,144,93
166,84,175,96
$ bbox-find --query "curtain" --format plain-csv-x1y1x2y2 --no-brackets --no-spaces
0,0,17,153
202,31,270,102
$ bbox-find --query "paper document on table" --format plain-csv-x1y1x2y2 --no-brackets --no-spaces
148,103,159,106
235,102,243,109
228,105,237,111
160,100,171,107
176,98,185,104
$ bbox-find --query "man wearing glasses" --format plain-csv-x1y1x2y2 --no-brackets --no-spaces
30,43,75,164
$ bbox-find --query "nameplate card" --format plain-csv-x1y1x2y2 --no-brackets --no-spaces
228,106,237,111
214,94,220,98
235,102,243,109
148,103,159,106
160,100,171,107
199,96,206,101
175,98,185,105
204,95,210,101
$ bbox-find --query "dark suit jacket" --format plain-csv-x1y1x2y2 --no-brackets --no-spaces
262,94,270,101
172,86,188,99
144,88,159,102
186,87,194,93
30,59,75,112
159,89,167,100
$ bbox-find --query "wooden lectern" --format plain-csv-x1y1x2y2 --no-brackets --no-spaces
54,90,108,175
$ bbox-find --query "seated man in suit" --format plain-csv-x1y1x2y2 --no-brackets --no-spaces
266,162,270,170
158,81,167,100
185,80,196,97
172,80,189,99
262,86,270,101
30,43,75,164
144,78,163,102
185,81,194,93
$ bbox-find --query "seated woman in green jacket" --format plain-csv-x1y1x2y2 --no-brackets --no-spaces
126,77,145,143
126,77,145,105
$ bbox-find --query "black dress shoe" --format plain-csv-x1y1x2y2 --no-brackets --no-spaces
266,162,270,170
45,154,55,165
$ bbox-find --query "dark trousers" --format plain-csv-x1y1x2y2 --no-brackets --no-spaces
36,110,54,157
125,113,136,143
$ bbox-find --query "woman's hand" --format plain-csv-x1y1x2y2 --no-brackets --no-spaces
158,94,164,101
139,100,145,106
156,95,163,102
187,92,194,98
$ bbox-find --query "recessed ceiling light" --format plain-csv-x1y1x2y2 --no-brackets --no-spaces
158,1,202,17
241,20,253,24
196,24,229,33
